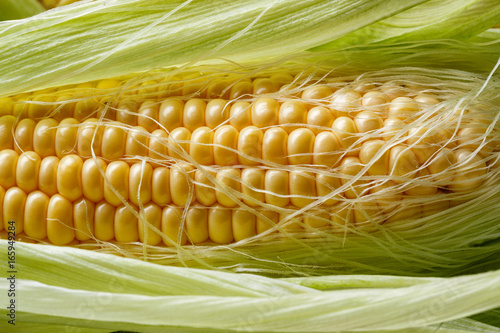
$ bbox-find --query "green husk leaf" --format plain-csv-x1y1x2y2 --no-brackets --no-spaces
0,0,45,21
1,241,500,332
0,0,430,96
311,0,500,51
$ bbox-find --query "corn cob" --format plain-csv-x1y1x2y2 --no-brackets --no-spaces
0,70,498,249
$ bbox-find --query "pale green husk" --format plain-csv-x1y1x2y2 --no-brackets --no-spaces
1,0,500,97
0,241,499,332
1,0,500,331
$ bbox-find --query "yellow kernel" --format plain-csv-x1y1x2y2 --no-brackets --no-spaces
213,125,239,166
0,115,16,150
73,98,98,121
161,206,187,246
313,131,341,167
205,99,229,128
422,194,450,217
170,163,195,207
104,161,129,206
386,204,422,226
359,140,390,176
362,91,389,114
241,168,265,207
55,118,79,158
389,145,420,183
381,117,405,141
159,99,184,132
101,125,126,160
34,118,58,158
288,128,315,165
38,156,59,196
229,102,252,131
138,100,159,133
96,79,121,90
278,100,307,132
301,85,333,101
354,111,383,134
0,186,4,232
388,97,419,120
0,97,14,116
279,209,303,231
229,81,253,99
16,151,41,193
414,95,439,106
253,78,278,95
427,148,456,184
168,127,191,160
47,194,74,245
306,106,334,133
148,129,169,165
28,94,55,119
190,126,214,165
151,167,171,206
14,118,36,154
77,118,103,158
81,158,106,203
185,206,209,244
332,116,359,155
331,89,361,117
406,126,438,164
238,126,263,165
94,200,115,241
289,171,316,207
215,168,241,208
183,99,206,132
304,210,330,229
125,126,149,159
262,127,288,165
208,205,233,244
206,81,229,99
458,124,494,157
251,97,279,128
369,180,401,213
354,202,383,231
116,99,139,126
381,81,414,100
3,187,26,234
194,169,216,207
449,149,487,192
269,73,293,86
316,173,341,206
129,162,153,206
52,95,76,122
256,209,279,234
24,191,49,240
0,149,19,189
339,157,367,199
139,203,162,245
232,210,257,242
73,198,94,241
264,170,289,207
57,154,83,201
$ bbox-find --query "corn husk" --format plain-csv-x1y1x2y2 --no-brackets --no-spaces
1,241,500,332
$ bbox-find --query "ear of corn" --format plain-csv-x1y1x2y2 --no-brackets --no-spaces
1,0,500,331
